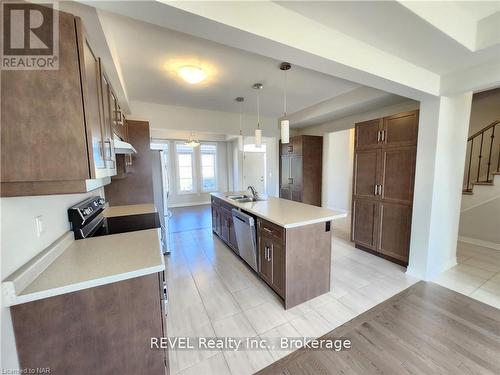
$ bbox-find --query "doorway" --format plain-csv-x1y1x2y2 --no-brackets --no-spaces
243,144,266,194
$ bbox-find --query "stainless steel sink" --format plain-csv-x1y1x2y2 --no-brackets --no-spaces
226,194,248,200
234,197,254,203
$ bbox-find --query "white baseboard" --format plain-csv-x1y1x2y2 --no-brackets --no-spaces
458,236,500,251
168,201,211,208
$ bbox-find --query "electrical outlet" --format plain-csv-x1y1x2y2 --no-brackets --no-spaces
35,215,44,237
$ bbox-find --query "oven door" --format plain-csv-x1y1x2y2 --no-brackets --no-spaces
78,215,108,239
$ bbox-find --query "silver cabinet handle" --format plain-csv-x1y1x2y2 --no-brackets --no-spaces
377,131,381,142
381,130,385,142
378,184,383,196
263,227,272,234
288,178,293,185
374,185,378,195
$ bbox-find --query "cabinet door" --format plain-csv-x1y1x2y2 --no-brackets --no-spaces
291,189,302,203
290,155,303,188
380,147,416,204
211,204,218,234
382,111,418,148
377,202,411,264
281,155,290,185
280,187,291,200
353,149,380,199
99,65,116,176
258,235,273,285
1,11,89,183
271,242,285,298
76,18,107,179
355,119,382,149
221,209,230,243
352,199,379,250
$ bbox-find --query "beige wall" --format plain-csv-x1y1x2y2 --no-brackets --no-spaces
468,88,500,136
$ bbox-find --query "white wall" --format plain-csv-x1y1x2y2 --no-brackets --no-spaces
459,197,500,247
129,100,279,138
1,189,105,371
322,129,354,212
408,92,473,280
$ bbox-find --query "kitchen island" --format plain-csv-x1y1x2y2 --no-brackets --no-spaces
211,192,346,309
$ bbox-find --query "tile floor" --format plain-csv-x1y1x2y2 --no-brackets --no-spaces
164,214,419,375
433,241,500,309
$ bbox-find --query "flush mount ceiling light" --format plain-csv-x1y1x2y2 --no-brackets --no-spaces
253,83,263,147
236,96,245,151
177,65,206,84
185,132,200,147
280,62,291,144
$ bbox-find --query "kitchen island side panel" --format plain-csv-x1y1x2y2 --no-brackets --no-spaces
285,221,332,309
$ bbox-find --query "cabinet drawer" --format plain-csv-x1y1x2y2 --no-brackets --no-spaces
257,218,284,243
211,196,220,206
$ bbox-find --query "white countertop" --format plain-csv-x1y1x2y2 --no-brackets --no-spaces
3,229,165,306
211,193,346,228
103,203,157,218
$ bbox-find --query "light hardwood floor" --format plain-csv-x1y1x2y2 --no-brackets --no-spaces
258,281,500,375
165,211,418,375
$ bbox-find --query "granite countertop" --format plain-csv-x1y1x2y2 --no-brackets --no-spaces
211,192,346,228
103,203,157,218
3,228,164,306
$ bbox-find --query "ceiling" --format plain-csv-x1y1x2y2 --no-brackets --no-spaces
97,10,361,117
277,1,500,75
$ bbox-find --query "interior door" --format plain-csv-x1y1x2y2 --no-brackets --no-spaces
352,199,379,250
76,19,107,179
376,202,412,264
382,111,418,148
380,147,416,204
243,152,266,194
353,149,380,199
355,119,382,149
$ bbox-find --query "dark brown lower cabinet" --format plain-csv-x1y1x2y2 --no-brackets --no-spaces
211,198,238,253
352,199,378,250
258,231,285,298
377,202,412,263
11,273,168,375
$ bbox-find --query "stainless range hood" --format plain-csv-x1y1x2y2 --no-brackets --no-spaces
113,135,137,154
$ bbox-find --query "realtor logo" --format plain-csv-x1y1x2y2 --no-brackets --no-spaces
1,1,59,70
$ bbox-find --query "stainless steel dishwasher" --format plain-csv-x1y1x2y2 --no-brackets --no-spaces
231,209,258,271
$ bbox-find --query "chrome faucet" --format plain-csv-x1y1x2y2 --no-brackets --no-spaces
247,186,259,201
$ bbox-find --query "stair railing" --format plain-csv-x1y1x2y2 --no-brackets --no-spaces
464,119,500,192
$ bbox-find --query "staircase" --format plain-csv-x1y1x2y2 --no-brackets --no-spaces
460,120,500,250
463,120,500,194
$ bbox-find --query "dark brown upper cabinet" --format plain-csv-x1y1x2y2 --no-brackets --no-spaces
279,135,322,206
354,119,383,150
75,17,107,179
382,111,419,148
99,63,117,177
1,10,123,197
351,110,419,266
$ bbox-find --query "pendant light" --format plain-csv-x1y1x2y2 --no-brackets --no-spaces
184,132,200,147
280,62,291,144
252,83,263,147
235,97,244,150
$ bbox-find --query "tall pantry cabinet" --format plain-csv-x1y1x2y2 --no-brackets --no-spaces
351,110,419,266
279,135,323,207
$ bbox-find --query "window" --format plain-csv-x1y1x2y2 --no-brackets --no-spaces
175,143,194,193
200,143,217,191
